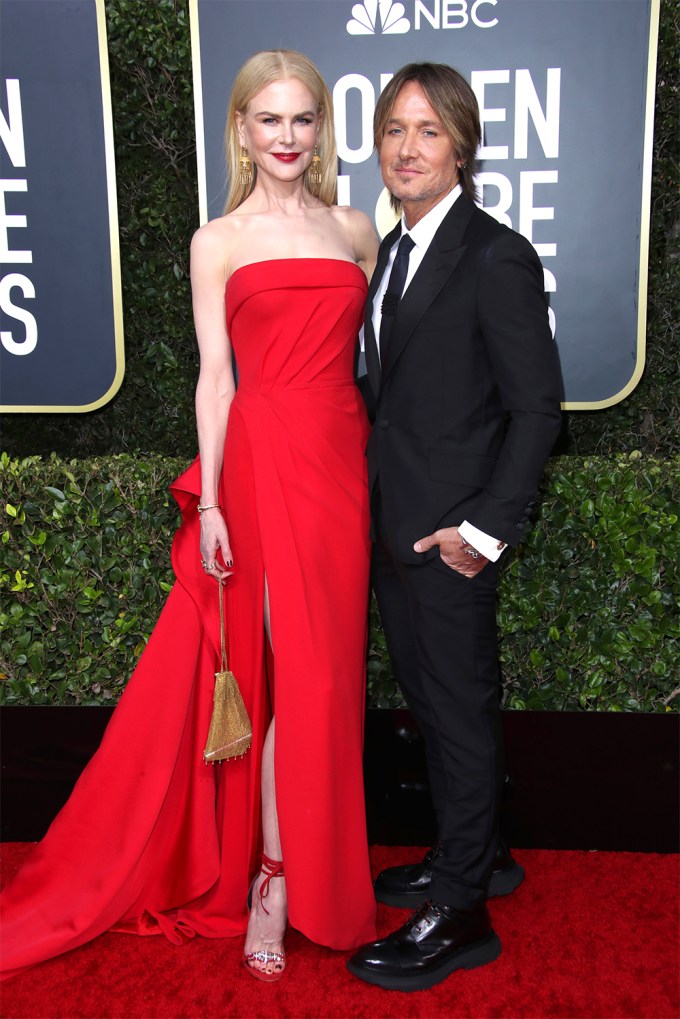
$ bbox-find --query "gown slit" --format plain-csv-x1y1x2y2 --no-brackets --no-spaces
263,573,273,652
0,257,377,980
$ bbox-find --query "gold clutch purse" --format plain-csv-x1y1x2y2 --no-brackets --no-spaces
203,582,252,764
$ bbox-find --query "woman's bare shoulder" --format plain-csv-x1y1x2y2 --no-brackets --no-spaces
190,215,246,276
191,214,243,252
329,205,379,270
329,204,374,231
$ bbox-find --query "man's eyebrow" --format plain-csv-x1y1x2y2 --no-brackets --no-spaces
386,117,442,128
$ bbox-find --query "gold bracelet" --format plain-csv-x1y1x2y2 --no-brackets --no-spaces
197,503,221,514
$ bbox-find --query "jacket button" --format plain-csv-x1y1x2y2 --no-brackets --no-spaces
378,419,390,430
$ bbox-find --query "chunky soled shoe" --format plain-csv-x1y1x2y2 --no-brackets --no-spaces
347,900,501,991
374,840,524,909
243,854,286,983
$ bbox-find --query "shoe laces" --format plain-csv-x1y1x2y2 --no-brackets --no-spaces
424,842,443,865
409,901,433,935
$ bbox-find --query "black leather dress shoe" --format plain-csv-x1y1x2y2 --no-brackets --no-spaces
374,840,524,908
347,900,501,991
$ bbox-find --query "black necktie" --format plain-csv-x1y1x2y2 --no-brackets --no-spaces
379,233,415,362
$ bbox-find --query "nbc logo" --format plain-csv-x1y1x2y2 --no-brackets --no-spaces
346,0,500,34
347,0,410,34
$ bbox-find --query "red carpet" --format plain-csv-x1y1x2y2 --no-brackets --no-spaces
1,844,678,1019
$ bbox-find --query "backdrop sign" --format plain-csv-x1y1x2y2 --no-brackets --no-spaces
0,0,123,413
190,0,658,409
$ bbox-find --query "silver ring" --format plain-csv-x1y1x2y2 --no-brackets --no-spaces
208,562,217,571
463,546,481,559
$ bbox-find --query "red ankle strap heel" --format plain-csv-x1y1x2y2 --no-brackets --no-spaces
258,854,284,915
246,853,285,915
243,854,287,982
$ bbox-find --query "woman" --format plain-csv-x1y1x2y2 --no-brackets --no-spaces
0,50,378,983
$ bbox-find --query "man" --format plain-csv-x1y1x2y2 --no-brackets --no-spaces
348,64,563,992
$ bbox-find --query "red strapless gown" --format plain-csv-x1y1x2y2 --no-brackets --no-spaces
0,259,377,979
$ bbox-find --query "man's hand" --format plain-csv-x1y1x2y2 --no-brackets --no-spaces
414,526,489,578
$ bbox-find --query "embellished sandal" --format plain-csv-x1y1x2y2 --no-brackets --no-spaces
243,854,286,982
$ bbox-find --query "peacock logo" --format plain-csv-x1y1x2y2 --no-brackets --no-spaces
346,0,411,35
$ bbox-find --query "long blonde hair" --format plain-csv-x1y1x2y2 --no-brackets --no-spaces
224,50,337,213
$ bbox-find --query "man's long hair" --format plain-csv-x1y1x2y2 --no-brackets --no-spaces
373,63,481,209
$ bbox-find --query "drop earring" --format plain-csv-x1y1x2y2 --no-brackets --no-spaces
309,145,322,188
240,146,253,188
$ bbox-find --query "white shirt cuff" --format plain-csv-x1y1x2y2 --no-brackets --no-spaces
459,520,507,562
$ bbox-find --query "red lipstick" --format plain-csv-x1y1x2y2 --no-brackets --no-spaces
272,153,300,162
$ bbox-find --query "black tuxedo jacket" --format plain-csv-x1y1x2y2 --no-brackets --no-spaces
362,194,563,565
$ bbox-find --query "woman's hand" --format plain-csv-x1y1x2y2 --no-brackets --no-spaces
199,508,233,583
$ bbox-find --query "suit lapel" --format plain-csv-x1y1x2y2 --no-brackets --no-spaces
365,225,400,397
381,196,476,381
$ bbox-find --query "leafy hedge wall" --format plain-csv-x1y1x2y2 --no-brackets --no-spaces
2,453,677,711
0,0,678,459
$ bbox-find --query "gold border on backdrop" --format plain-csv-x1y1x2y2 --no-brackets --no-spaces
567,0,659,410
2,0,125,414
190,0,209,226
188,0,660,412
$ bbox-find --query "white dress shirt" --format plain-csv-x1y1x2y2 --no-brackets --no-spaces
372,184,505,562
371,184,462,344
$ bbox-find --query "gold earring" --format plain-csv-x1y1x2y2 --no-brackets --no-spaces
239,146,253,188
309,145,322,188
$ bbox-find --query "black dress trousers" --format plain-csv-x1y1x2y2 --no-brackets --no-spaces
371,515,504,910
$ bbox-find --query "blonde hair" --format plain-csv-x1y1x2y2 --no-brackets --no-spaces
224,50,337,213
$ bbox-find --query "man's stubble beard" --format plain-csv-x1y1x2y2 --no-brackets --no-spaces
388,176,456,208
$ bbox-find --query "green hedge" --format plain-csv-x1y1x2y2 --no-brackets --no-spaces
0,453,183,705
2,453,678,711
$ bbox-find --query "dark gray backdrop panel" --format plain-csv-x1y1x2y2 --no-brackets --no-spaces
0,0,122,410
193,0,656,407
